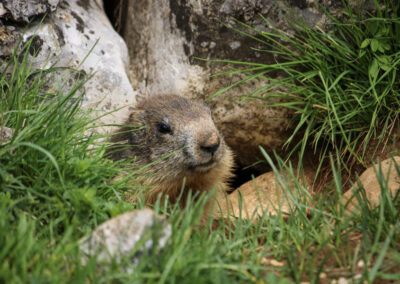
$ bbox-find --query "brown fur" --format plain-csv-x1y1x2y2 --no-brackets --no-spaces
107,94,234,207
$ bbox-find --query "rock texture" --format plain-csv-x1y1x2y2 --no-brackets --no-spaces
1,0,59,23
0,0,136,134
342,156,400,215
121,0,353,170
80,209,171,269
216,167,314,219
0,127,13,145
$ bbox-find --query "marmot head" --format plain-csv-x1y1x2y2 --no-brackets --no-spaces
109,94,232,182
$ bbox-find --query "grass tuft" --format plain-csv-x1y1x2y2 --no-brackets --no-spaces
209,0,400,169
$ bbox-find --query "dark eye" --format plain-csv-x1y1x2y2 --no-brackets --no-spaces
157,122,172,134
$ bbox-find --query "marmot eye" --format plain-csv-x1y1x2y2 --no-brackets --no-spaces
157,122,172,134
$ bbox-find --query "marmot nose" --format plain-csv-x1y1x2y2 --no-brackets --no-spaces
200,132,220,154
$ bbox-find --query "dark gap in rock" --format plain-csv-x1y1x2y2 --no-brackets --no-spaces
287,0,307,9
103,0,127,35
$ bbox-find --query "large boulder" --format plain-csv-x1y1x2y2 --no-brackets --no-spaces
121,0,349,169
0,0,136,134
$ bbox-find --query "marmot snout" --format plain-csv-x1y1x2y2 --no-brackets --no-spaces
108,94,234,204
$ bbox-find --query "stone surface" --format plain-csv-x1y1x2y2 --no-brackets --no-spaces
216,168,314,219
342,156,400,215
121,0,353,170
0,127,13,145
0,3,7,17
210,87,293,169
1,0,60,23
79,208,171,269
0,25,20,57
0,0,136,134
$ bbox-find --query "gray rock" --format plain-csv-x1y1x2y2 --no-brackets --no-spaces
0,25,20,57
0,127,13,145
79,209,171,269
0,3,7,17
1,0,60,23
1,0,136,135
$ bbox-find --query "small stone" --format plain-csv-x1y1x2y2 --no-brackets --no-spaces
270,259,284,267
228,41,241,50
0,25,21,57
357,259,365,268
260,257,284,266
0,3,7,17
79,209,171,271
260,257,269,265
338,277,349,284
319,272,327,279
0,127,13,145
209,42,216,49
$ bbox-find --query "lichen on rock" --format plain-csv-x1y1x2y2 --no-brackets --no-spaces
0,0,136,135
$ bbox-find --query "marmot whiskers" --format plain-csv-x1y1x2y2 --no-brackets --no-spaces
108,94,234,205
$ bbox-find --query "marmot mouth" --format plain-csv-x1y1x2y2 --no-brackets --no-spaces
187,159,217,171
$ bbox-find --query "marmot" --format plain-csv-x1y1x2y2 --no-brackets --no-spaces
108,94,234,206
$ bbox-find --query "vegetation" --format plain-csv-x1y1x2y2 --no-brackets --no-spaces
210,0,400,171
1,2,399,283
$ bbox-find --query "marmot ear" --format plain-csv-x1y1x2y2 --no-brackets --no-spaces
127,110,147,144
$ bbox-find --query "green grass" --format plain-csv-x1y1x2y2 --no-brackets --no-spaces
208,0,400,171
1,25,399,283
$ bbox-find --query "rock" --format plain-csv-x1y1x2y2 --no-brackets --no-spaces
0,127,13,145
211,89,293,170
79,208,171,270
121,0,350,170
0,3,7,17
1,0,60,23
216,168,314,219
1,0,136,135
0,25,21,57
342,156,400,215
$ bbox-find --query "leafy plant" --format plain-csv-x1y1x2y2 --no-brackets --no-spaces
210,0,400,169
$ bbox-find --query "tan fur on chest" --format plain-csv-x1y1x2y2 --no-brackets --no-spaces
126,146,233,205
